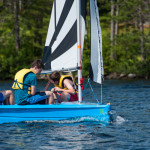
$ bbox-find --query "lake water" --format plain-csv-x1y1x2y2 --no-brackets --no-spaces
0,80,150,150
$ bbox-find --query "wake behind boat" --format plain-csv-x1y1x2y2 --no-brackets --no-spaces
0,0,111,124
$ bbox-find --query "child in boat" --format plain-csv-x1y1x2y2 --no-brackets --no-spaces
45,71,78,103
0,90,14,105
0,63,15,105
12,59,54,105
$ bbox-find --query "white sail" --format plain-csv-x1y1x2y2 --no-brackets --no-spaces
42,0,103,84
42,0,86,72
89,0,104,84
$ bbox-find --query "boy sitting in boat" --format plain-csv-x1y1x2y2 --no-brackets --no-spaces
12,59,54,105
45,71,78,103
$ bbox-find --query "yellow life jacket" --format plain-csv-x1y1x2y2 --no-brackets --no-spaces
55,75,78,93
12,69,36,94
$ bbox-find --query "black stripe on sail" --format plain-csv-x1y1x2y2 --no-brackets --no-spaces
43,46,51,70
50,21,77,62
42,46,52,70
43,21,77,70
89,63,94,81
52,0,74,43
42,0,75,69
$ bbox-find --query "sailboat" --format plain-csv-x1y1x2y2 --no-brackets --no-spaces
0,0,111,124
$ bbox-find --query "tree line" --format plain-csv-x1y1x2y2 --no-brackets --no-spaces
0,0,150,80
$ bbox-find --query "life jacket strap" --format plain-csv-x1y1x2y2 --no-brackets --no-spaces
13,80,31,92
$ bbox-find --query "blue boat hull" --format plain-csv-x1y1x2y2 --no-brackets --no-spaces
0,103,111,124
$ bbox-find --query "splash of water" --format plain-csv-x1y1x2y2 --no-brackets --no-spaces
115,116,126,125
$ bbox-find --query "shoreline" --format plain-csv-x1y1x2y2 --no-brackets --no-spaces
37,73,149,80
104,73,148,80
0,73,149,82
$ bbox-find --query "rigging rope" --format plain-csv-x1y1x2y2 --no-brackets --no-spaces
82,78,101,104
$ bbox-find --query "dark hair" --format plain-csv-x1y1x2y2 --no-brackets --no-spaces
31,59,44,69
49,71,61,82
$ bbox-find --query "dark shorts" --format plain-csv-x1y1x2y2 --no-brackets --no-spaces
0,92,4,104
27,92,47,104
18,92,47,105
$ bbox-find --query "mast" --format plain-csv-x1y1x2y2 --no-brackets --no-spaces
77,0,82,103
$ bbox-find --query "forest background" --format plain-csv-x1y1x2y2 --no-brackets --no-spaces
0,0,150,80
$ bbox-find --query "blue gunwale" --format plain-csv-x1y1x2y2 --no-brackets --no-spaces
0,103,111,124
0,102,109,108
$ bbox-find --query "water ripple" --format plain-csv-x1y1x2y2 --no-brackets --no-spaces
1,80,150,149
